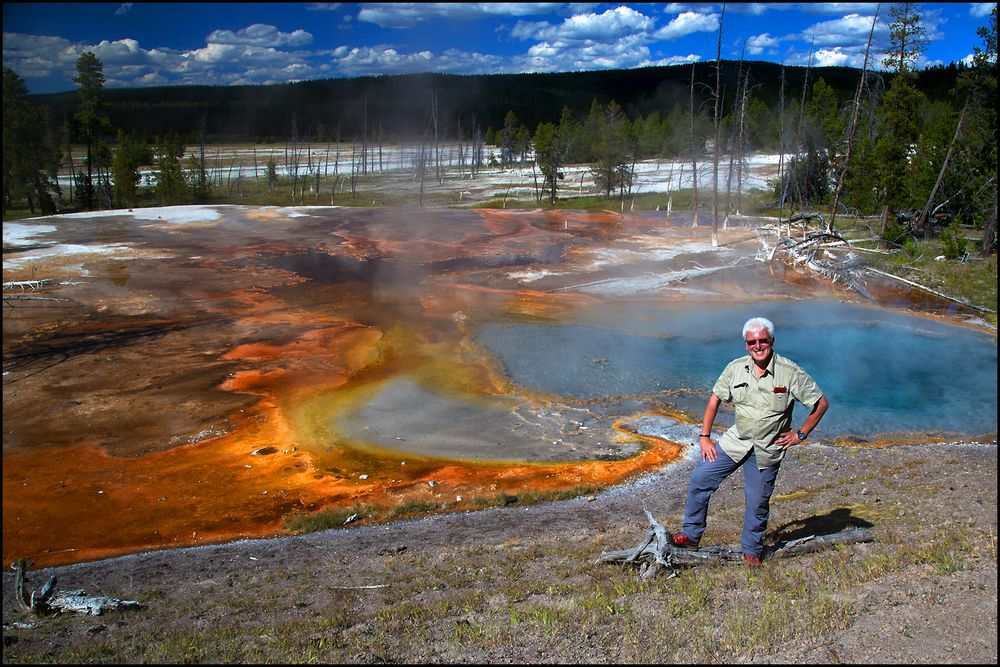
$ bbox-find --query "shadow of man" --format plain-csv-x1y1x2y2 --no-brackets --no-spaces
769,507,875,544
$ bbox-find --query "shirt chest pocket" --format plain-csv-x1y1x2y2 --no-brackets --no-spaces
731,382,749,403
766,385,790,411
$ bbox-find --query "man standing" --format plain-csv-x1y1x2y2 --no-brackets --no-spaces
673,317,829,566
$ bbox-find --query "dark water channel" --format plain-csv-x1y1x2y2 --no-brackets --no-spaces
475,301,998,440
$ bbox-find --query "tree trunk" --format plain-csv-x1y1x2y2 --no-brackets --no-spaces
711,4,725,247
778,64,786,233
916,100,968,233
981,198,997,257
598,509,876,580
830,8,879,231
689,63,700,228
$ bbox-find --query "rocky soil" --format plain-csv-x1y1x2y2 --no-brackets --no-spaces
3,440,996,663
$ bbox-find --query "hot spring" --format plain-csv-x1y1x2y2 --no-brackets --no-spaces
474,301,998,440
3,204,995,568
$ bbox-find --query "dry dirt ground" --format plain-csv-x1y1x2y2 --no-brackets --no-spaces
3,440,996,664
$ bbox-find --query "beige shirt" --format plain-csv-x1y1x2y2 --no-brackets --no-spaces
712,351,823,469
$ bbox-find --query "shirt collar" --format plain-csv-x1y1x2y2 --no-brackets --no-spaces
744,352,777,377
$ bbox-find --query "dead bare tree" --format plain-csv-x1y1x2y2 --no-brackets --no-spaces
427,87,442,185
983,199,998,256
711,2,726,247
350,141,357,197
689,63,700,228
12,559,141,616
722,40,747,229
778,63,787,233
290,114,299,199
789,40,815,225
417,142,427,207
735,68,753,220
830,6,880,231
915,100,969,233
598,509,875,580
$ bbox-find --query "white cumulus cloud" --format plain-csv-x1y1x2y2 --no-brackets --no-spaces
970,3,994,18
654,11,720,41
513,6,654,42
800,13,883,48
746,33,779,56
358,3,569,28
206,24,313,48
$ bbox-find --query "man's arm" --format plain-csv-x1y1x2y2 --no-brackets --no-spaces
699,393,722,462
776,394,829,450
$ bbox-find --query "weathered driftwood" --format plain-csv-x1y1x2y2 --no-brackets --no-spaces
598,509,875,580
865,266,995,314
759,231,875,302
3,279,54,291
12,559,142,616
2,295,69,302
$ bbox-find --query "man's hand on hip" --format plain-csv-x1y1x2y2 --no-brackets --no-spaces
700,437,718,462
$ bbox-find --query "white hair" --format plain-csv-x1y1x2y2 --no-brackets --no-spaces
742,317,775,339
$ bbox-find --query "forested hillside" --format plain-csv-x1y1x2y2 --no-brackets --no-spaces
28,60,965,143
5,3,996,272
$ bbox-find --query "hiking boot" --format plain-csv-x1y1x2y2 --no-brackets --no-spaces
743,553,763,567
671,533,699,549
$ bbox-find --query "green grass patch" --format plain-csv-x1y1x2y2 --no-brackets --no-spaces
284,503,382,533
834,217,997,322
389,500,443,517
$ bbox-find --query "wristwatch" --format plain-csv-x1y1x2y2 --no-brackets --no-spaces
796,429,807,441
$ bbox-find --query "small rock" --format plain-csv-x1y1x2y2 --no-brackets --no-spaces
359,474,369,480
428,480,438,487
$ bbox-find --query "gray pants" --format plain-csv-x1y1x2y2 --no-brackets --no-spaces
681,446,781,557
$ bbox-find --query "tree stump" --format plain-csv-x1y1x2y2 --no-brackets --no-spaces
597,509,875,580
12,559,142,616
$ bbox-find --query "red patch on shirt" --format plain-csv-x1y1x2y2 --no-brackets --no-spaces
773,386,788,394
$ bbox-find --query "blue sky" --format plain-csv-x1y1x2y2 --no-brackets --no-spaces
3,2,995,94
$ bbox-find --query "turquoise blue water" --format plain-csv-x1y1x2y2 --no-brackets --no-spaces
474,302,998,439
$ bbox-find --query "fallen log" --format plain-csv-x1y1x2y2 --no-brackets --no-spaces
597,510,875,580
864,267,995,314
2,279,54,291
758,231,875,302
11,559,142,616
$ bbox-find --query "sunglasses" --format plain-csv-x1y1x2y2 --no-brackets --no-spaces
745,337,773,347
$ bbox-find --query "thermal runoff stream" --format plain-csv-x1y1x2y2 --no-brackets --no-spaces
3,205,996,568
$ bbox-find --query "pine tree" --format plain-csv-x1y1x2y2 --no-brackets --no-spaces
111,131,148,208
876,3,929,236
73,52,110,210
3,67,61,215
153,135,188,204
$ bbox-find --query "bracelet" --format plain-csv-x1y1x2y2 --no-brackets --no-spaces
699,434,711,438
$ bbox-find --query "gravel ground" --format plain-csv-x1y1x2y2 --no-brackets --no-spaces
3,439,995,663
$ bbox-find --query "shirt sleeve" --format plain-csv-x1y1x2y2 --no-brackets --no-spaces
789,364,823,409
712,361,735,402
